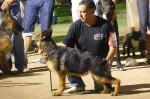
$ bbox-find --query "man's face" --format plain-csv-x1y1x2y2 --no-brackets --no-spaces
78,5,94,22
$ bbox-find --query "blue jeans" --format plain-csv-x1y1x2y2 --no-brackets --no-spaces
0,1,27,70
23,0,54,36
137,0,149,41
67,75,85,87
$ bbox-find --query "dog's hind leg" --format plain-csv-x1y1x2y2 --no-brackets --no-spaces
110,77,120,96
52,72,66,96
92,74,120,96
91,75,109,94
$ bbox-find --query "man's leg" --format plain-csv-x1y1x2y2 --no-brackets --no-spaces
67,75,85,93
9,1,28,72
137,0,149,57
38,0,54,64
22,0,38,60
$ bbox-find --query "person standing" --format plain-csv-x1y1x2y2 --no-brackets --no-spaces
22,0,54,63
0,0,29,73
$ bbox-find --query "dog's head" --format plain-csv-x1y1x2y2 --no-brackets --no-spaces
132,31,142,41
1,10,24,35
32,27,54,55
96,0,115,19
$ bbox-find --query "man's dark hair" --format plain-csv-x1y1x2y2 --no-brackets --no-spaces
79,0,96,9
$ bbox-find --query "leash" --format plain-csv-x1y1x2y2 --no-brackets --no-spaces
128,0,135,31
50,70,53,91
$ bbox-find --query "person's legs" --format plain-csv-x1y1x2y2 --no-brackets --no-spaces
9,1,27,71
137,0,149,57
137,0,149,41
22,0,39,59
67,75,85,93
39,0,54,32
37,0,54,64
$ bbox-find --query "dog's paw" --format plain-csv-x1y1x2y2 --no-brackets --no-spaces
52,90,62,96
110,92,118,96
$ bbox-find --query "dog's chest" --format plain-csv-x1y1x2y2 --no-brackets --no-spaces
131,38,139,48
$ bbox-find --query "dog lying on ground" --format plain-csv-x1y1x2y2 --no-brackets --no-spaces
0,10,24,74
33,28,121,96
122,31,142,57
96,0,123,71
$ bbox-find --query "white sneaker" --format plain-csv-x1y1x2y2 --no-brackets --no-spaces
66,87,85,93
18,68,33,73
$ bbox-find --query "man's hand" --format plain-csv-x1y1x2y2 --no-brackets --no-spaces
1,0,16,10
103,59,110,71
1,1,11,10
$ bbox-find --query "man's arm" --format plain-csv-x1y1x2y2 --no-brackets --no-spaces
1,0,17,10
105,32,117,60
105,46,117,60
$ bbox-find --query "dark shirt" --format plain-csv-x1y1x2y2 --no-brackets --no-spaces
62,16,113,58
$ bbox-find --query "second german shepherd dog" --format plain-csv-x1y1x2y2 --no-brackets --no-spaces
34,28,121,96
0,10,24,74
96,0,123,71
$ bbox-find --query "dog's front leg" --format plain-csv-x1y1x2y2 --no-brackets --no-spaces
110,78,121,96
52,72,66,96
127,45,131,57
132,47,136,56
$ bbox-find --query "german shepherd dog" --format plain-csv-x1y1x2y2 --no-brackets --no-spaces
122,31,142,57
33,28,121,96
96,0,123,71
0,10,24,74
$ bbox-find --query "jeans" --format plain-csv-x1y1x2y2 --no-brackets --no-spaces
22,0,54,36
0,1,27,70
67,75,85,88
137,0,149,41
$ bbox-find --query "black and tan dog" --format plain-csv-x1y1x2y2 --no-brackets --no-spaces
122,31,143,57
96,0,123,71
34,28,121,96
0,10,24,74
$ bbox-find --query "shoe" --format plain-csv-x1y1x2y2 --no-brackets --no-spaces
66,87,85,93
34,48,38,53
117,67,124,71
18,68,33,73
39,58,47,64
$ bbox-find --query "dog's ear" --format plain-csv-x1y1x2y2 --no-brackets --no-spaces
41,30,48,40
41,27,52,39
2,9,24,33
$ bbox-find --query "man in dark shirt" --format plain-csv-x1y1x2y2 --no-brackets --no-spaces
62,0,117,93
